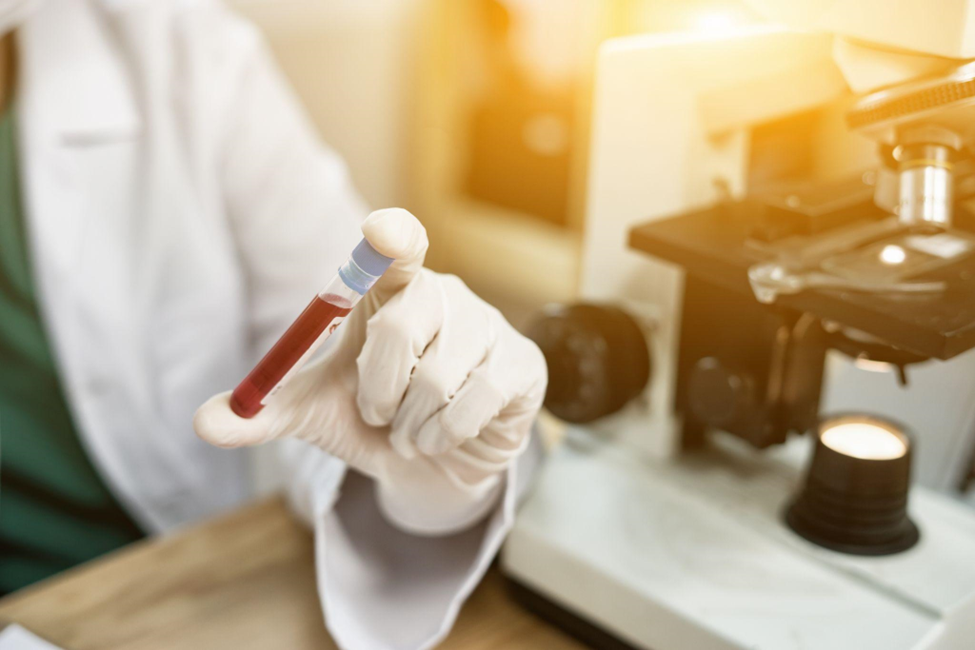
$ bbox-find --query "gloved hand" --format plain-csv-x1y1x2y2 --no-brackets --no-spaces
194,208,547,534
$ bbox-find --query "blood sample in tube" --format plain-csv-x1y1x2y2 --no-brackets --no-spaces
229,238,393,418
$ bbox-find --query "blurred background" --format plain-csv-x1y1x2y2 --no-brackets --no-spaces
226,0,975,523
228,0,762,328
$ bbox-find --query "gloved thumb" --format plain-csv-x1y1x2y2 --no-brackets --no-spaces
359,208,428,307
194,391,280,449
193,381,399,481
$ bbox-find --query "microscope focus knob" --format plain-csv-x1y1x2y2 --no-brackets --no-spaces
687,357,755,428
527,303,651,424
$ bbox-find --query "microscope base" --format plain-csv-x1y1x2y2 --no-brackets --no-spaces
505,577,639,650
501,428,975,650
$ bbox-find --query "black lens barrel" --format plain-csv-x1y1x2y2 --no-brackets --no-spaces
785,415,919,556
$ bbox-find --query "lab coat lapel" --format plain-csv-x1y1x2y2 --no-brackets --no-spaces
20,0,141,144
17,0,152,524
18,0,142,282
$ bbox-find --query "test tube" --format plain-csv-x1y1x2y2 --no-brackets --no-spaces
230,239,394,418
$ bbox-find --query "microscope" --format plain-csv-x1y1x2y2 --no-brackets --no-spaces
502,3,975,649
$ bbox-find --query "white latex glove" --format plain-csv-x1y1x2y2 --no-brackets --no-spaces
194,208,547,534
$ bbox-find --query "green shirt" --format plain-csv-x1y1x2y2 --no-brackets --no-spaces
0,107,143,595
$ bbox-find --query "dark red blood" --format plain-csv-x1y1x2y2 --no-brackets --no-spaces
230,293,353,418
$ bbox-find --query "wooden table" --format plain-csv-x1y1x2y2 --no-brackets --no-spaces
0,497,583,650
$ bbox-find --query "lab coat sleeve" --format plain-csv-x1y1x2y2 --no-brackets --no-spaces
206,6,543,648
309,432,545,650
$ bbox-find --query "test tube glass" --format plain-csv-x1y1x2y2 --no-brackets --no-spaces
230,239,393,418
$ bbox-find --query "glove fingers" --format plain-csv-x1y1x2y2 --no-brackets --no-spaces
381,275,493,457
415,364,506,455
355,272,443,427
388,340,477,458
414,319,545,456
433,409,533,487
478,407,536,450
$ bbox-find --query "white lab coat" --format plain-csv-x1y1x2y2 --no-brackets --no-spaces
14,1,539,648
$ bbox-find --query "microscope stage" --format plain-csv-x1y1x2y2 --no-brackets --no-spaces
502,429,975,650
628,205,975,360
